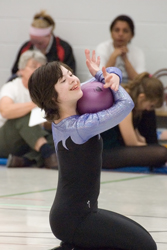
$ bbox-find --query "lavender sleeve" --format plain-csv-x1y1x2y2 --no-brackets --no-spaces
52,68,134,149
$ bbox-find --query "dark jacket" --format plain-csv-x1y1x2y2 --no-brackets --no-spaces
11,36,76,75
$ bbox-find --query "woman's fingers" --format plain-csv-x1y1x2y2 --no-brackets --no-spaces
103,72,119,91
97,56,100,67
85,49,91,61
102,67,107,78
92,50,96,62
85,49,101,68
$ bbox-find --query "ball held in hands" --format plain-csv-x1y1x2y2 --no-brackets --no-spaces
77,81,114,114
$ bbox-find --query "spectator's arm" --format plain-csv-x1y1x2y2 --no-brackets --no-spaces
0,96,36,119
119,112,147,146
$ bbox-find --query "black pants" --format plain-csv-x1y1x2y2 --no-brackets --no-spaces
65,209,156,250
138,110,158,144
102,144,167,169
0,113,54,166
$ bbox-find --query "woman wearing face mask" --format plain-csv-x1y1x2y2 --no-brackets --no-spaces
9,10,76,81
28,49,156,250
96,15,145,83
101,72,167,170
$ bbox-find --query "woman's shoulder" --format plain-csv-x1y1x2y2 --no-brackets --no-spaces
52,115,79,129
96,39,113,50
128,43,144,54
54,36,72,48
1,77,22,90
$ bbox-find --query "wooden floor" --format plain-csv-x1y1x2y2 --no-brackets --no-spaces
0,166,167,250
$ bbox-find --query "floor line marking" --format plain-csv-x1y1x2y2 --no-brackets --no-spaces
0,174,153,199
0,188,56,198
101,174,153,184
0,203,50,208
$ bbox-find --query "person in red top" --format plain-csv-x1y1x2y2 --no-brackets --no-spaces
9,10,76,81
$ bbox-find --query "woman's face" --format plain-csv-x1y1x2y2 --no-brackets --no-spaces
30,34,51,51
111,21,133,47
54,66,83,104
20,58,42,88
137,94,158,111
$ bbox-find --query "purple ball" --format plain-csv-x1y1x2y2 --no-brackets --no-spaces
77,81,114,114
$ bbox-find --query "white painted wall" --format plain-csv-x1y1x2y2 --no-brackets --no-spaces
0,0,167,87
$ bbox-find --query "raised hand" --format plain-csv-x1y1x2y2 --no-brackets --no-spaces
85,49,100,77
102,67,119,91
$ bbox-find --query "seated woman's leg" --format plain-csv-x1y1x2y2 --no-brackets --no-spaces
0,113,49,158
138,110,158,144
102,144,167,169
0,113,57,168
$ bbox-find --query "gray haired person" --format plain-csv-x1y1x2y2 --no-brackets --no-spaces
0,50,58,169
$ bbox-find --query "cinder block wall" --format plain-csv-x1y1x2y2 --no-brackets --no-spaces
0,0,167,87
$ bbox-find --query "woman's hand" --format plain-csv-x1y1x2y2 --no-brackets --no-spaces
112,47,124,58
112,46,128,58
85,49,100,77
102,67,119,91
105,46,128,68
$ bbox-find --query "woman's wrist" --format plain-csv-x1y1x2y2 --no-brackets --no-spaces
122,54,128,62
111,52,118,61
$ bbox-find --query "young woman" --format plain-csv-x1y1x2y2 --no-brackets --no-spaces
9,10,75,81
96,15,145,83
101,72,167,170
28,50,156,250
96,15,156,146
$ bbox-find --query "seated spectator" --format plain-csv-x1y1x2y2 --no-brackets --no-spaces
101,72,167,170
9,10,76,81
0,50,57,169
96,14,157,145
96,15,145,83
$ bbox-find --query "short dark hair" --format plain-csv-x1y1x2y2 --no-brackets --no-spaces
110,15,135,36
28,61,72,121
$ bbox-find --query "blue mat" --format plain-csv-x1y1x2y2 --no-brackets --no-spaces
1,157,167,174
103,165,167,174
0,158,7,165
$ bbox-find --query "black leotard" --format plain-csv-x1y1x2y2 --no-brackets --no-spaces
50,68,156,250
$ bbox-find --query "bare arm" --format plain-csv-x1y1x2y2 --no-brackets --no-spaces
105,48,123,68
0,96,36,119
135,128,146,143
106,46,138,80
119,112,147,146
122,55,138,80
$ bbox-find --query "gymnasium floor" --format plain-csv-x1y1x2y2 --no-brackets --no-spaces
0,166,167,250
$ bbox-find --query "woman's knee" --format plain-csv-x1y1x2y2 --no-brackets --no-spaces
157,145,167,162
